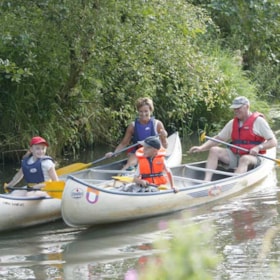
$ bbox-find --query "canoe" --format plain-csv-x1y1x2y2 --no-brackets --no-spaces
0,193,61,232
0,132,181,232
61,147,276,228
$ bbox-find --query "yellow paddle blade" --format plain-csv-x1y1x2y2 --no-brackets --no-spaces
200,132,206,143
3,181,65,199
41,181,65,199
41,181,65,192
3,183,9,193
56,162,91,176
112,176,134,183
45,190,63,199
158,185,169,190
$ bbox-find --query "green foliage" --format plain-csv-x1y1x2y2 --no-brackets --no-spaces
137,215,219,280
0,0,274,158
190,0,280,99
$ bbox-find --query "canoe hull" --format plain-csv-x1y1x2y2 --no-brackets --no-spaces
0,195,61,232
61,148,276,228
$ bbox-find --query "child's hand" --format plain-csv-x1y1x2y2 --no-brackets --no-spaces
172,187,179,193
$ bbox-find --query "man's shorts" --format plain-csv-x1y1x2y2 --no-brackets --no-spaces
226,148,261,170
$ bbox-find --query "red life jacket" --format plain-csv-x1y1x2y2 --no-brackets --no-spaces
135,147,167,185
231,112,266,155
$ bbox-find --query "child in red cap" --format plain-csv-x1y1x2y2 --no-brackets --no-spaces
5,136,58,196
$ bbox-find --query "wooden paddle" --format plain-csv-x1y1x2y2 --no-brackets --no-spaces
56,142,140,176
5,181,65,199
200,133,280,166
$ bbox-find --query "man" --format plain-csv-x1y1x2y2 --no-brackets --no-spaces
189,96,277,181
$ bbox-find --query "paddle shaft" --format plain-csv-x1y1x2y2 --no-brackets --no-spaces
56,142,140,176
91,142,140,165
205,135,279,164
5,181,65,193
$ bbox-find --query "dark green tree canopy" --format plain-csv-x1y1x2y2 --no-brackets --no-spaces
0,0,276,159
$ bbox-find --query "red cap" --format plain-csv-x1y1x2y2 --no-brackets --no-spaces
30,136,49,147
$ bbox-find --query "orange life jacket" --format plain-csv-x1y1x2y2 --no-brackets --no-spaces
231,112,266,155
135,147,167,185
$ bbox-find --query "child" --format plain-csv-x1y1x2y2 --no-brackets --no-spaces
119,136,178,193
5,136,58,197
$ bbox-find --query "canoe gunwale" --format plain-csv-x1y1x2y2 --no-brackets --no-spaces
65,158,263,196
0,194,54,201
65,149,273,197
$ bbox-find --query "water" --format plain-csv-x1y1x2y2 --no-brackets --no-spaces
0,139,280,279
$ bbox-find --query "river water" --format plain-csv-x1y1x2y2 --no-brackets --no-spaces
0,136,279,280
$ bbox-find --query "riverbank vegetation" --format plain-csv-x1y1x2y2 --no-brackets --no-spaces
1,0,279,159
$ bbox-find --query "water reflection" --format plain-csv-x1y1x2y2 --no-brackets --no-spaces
62,216,170,279
232,209,256,240
212,169,280,280
0,139,280,279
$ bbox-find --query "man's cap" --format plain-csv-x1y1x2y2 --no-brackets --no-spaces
229,96,250,109
138,136,161,150
30,136,49,147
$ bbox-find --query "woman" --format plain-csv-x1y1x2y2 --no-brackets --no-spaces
105,97,168,170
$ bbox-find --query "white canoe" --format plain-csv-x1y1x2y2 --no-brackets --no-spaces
61,148,276,228
0,194,61,232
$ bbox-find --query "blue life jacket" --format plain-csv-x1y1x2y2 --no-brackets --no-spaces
21,156,54,184
132,117,157,142
130,117,157,153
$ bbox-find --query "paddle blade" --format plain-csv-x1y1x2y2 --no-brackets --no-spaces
200,132,206,143
158,185,169,190
41,181,65,199
45,190,63,199
112,176,134,183
42,181,65,192
56,163,91,176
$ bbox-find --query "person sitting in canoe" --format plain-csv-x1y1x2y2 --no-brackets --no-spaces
118,136,178,192
189,96,277,181
5,136,59,197
105,97,168,171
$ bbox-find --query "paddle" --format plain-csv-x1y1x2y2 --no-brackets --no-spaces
4,181,65,199
200,133,280,166
56,142,140,176
112,176,170,191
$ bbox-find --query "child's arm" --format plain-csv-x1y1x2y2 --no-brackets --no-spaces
5,168,24,188
165,165,178,193
48,166,59,181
